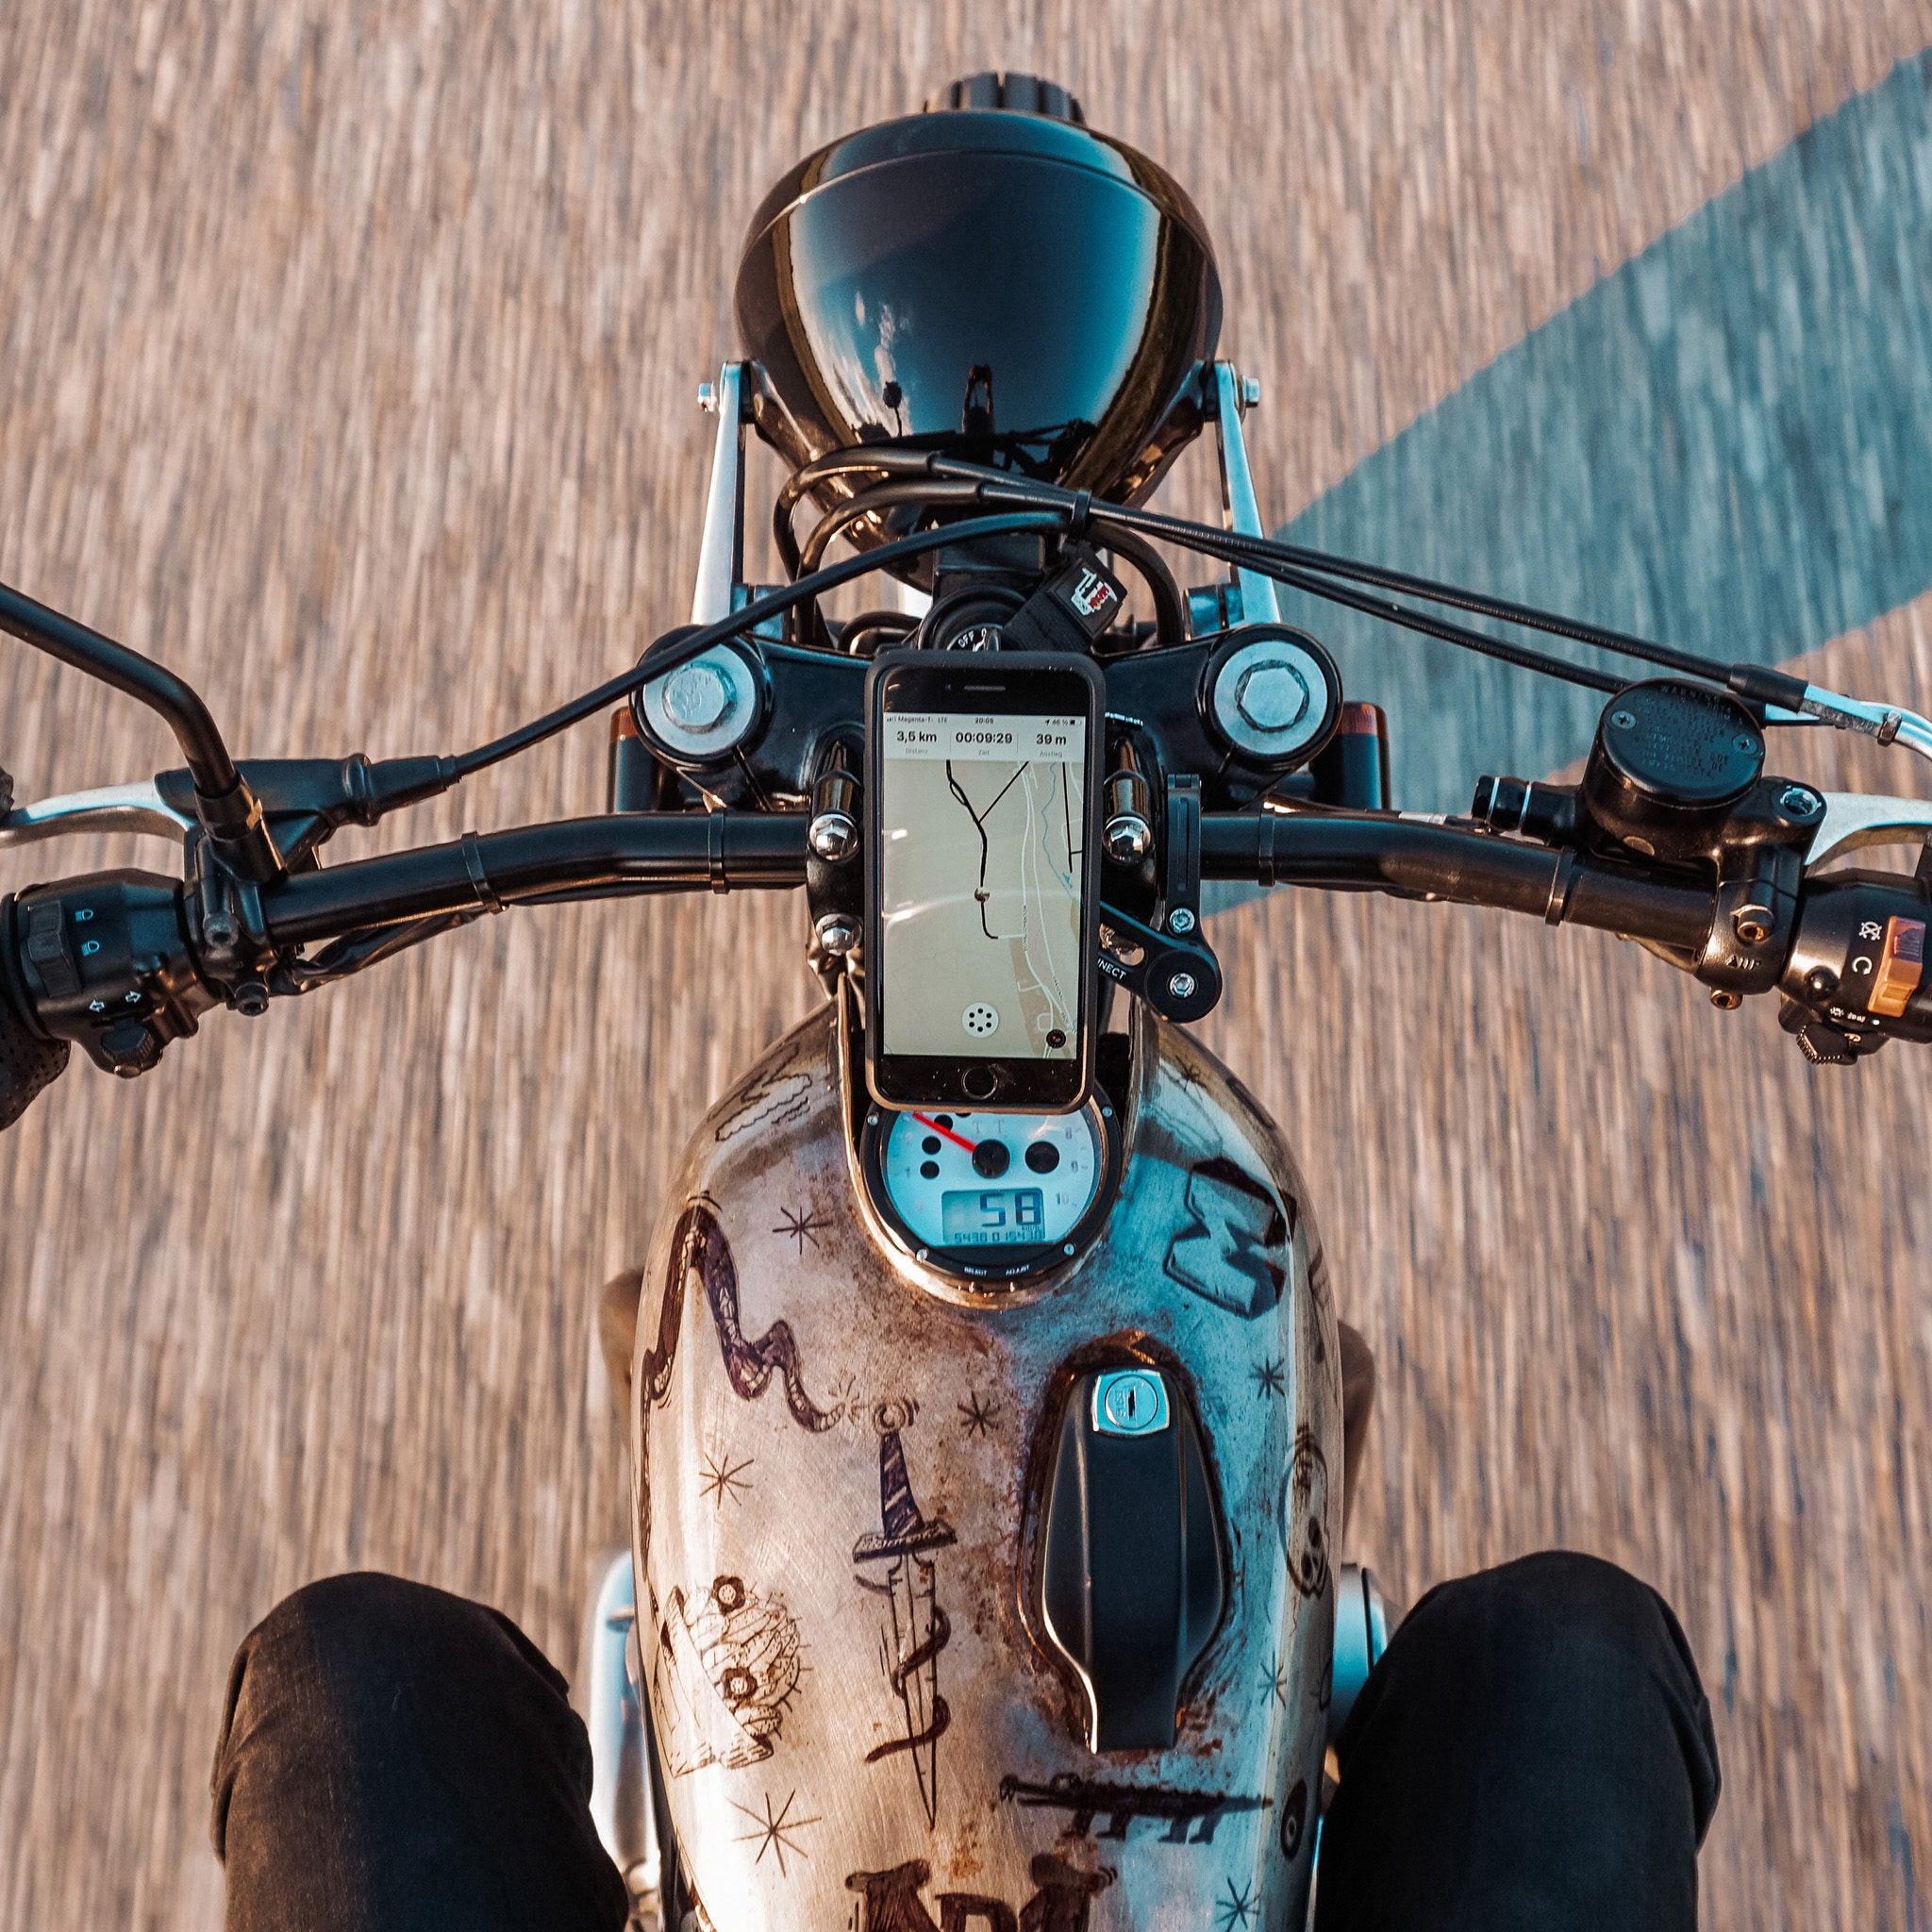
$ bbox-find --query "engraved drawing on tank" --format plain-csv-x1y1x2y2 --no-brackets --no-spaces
853,1400,956,1828
713,1034,815,1142
844,1855,1113,1932
631,1004,1341,1931
635,1197,840,1560
957,1390,999,1439
641,1201,838,1429
729,1789,820,1874
1282,1427,1331,1600
655,1574,803,1774
1161,1156,1291,1317
997,1772,1268,1844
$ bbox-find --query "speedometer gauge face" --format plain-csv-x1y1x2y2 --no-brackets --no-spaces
879,1107,1104,1254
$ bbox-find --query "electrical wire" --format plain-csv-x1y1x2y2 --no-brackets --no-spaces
924,457,1739,689
448,510,1066,778
454,446,1783,786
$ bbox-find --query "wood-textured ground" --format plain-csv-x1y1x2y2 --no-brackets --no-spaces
2,5,1929,1926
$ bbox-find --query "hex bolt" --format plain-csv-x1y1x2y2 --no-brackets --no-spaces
1710,988,1743,1010
1167,971,1197,1000
1168,908,1196,935
1240,374,1262,409
1103,810,1153,864
1233,660,1310,734
662,661,729,732
814,913,859,956
1732,901,1774,946
1779,784,1823,820
808,810,858,861
232,981,271,1017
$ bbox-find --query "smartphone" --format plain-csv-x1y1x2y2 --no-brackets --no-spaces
864,650,1105,1113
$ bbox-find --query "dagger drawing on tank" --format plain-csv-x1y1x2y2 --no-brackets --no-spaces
852,1400,957,1829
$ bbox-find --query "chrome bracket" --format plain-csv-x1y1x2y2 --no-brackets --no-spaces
1194,359,1279,630
691,361,756,625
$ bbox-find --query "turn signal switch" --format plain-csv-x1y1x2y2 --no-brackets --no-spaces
4,875,213,1078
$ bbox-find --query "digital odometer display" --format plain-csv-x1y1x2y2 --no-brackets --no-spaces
941,1186,1046,1244
875,1106,1106,1257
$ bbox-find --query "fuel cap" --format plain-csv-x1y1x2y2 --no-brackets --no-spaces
1035,1360,1225,1750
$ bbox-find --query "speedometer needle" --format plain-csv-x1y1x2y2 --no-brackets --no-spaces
911,1111,977,1154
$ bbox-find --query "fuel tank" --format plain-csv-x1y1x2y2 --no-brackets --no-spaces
630,999,1340,1930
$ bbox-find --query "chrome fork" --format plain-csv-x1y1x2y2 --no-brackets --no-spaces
580,1547,664,1932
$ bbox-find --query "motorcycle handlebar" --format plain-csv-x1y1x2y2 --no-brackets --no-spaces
4,807,1927,1126
258,812,812,944
258,808,1716,949
1198,810,1720,951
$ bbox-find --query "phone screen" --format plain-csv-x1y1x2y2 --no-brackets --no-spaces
876,706,1089,1061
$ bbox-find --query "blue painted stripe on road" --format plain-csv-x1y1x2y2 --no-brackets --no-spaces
1274,49,1932,809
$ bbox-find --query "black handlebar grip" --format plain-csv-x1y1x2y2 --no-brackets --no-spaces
0,896,70,1129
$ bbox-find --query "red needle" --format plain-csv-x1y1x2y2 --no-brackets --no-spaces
911,1111,977,1154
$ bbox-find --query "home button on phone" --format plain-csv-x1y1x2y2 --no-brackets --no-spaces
961,1063,1003,1100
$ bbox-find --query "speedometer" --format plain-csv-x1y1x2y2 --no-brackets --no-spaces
859,1097,1121,1284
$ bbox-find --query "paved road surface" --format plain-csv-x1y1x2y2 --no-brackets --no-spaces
2,5,1928,1924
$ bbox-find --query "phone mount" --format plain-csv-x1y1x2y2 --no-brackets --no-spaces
1097,776,1222,1024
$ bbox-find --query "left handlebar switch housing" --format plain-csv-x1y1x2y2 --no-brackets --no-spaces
4,875,215,1078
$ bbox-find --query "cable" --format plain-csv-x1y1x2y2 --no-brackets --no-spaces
448,510,1067,778
453,449,1761,785
834,608,921,657
1106,512,1627,693
773,449,941,575
923,457,1729,689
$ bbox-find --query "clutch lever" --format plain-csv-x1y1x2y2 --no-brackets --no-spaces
0,778,193,849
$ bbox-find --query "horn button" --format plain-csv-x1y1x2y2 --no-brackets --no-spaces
1036,1365,1226,1751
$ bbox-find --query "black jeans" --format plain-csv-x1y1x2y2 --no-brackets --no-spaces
211,1552,1719,1932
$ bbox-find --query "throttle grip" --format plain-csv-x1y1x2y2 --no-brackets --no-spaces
0,895,70,1129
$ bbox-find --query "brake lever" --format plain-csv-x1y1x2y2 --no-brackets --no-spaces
1805,791,1932,870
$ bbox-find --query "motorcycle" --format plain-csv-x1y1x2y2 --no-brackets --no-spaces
4,70,1931,1932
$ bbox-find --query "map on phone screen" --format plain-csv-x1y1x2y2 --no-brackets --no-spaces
878,711,1087,1059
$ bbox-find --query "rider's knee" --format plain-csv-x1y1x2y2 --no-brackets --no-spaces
252,1571,447,1670
1413,1548,1679,1673
236,1571,525,1738
1380,1548,1718,1834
